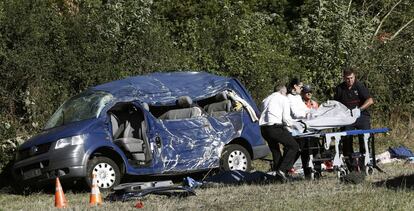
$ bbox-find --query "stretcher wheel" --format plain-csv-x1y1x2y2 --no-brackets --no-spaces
365,166,374,175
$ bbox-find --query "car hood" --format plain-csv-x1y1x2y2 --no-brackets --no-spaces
19,118,101,150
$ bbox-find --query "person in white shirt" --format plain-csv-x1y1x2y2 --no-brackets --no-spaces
287,78,321,178
287,78,310,119
259,84,300,180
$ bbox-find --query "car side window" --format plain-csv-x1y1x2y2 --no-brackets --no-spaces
199,91,241,117
151,96,205,121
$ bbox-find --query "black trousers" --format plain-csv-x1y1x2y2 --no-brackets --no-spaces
296,137,321,176
342,114,371,171
342,114,371,156
261,125,299,173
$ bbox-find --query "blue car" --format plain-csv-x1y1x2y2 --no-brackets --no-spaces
12,72,269,190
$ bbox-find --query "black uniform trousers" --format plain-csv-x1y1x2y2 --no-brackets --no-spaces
342,114,371,170
261,124,299,173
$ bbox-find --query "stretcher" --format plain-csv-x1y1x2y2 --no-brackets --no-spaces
296,127,390,179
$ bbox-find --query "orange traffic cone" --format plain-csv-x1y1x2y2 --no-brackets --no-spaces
55,177,68,208
89,173,103,206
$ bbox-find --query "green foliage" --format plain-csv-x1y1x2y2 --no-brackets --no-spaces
292,0,377,100
290,0,414,129
0,0,413,167
155,0,301,100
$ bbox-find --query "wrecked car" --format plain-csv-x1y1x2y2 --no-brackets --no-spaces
12,72,270,190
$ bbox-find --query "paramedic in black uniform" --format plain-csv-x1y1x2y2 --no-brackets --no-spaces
334,67,374,171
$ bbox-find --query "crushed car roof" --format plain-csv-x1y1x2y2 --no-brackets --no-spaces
92,71,245,105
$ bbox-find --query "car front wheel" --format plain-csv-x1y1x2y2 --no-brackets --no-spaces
220,144,251,172
86,156,121,191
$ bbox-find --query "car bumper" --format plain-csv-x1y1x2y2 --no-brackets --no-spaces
13,144,86,185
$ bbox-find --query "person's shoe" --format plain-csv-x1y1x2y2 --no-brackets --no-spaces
266,171,278,176
276,170,288,182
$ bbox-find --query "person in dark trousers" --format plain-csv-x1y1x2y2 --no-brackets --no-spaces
334,67,374,171
259,84,300,180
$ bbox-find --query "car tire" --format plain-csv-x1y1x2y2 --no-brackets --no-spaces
86,156,121,191
220,144,251,172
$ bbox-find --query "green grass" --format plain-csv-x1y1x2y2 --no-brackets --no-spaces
1,161,413,210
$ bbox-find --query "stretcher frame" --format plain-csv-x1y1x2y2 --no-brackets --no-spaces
296,127,390,179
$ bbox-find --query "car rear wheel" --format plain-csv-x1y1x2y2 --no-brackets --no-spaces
220,144,251,172
86,156,121,191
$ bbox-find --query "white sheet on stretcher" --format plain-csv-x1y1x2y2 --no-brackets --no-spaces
290,100,360,136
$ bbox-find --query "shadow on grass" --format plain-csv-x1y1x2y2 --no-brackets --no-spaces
373,174,414,190
0,169,216,195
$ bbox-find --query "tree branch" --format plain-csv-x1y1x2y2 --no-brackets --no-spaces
370,8,384,22
346,0,352,15
318,0,323,18
390,18,414,40
372,0,402,40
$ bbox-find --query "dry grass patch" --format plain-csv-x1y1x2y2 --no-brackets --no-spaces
1,162,414,210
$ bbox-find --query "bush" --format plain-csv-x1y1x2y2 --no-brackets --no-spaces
0,0,412,169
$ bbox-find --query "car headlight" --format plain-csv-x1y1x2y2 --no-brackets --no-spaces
55,135,85,149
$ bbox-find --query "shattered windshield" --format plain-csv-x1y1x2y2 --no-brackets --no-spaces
44,90,113,130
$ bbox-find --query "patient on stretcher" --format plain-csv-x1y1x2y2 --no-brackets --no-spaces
289,100,361,136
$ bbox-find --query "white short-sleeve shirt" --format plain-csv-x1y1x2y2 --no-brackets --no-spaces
259,92,294,127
